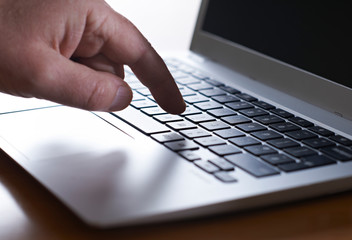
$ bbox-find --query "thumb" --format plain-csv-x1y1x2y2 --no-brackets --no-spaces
28,48,132,111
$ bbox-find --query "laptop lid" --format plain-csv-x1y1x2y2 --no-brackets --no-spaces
191,0,352,121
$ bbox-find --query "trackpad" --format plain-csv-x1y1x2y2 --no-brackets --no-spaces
0,106,136,162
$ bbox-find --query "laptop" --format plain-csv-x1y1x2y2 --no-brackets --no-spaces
0,0,351,227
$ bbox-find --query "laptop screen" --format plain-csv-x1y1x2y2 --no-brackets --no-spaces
202,1,352,89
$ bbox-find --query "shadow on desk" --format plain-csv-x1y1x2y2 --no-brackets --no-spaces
1,150,352,240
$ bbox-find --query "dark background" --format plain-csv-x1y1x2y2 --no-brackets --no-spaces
202,1,352,89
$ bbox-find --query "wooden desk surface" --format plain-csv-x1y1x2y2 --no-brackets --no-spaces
1,150,352,240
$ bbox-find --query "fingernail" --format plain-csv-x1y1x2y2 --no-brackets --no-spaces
108,86,132,111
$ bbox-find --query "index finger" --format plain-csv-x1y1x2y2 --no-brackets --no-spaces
97,7,186,114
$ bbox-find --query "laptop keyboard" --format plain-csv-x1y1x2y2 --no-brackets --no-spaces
111,59,352,183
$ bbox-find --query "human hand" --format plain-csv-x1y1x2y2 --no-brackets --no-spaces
0,0,185,114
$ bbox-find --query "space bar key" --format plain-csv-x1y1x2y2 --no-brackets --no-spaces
111,107,170,135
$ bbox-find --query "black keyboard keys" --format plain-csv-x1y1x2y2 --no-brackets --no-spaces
229,136,261,147
226,101,254,111
329,135,352,146
302,138,335,149
254,115,284,125
289,117,313,127
251,130,283,141
285,130,318,140
209,144,242,156
261,154,295,165
321,146,352,161
222,115,251,125
278,155,335,172
309,126,334,137
180,128,211,139
284,147,317,158
270,108,294,118
270,122,301,133
267,138,300,149
244,145,277,156
225,154,279,177
236,123,266,133
214,128,245,139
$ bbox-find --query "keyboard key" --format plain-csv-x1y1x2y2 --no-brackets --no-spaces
194,101,223,111
194,136,226,147
179,150,201,161
251,130,283,141
113,107,170,135
188,83,213,91
171,70,188,79
252,101,275,110
308,126,334,137
141,107,166,116
164,140,199,151
270,122,301,132
180,88,197,96
222,115,251,125
209,158,235,171
214,128,245,139
321,146,352,161
207,108,237,117
154,114,183,123
184,94,209,104
199,88,227,97
180,128,212,139
219,86,241,94
166,120,197,131
267,138,300,149
131,92,146,101
129,82,145,90
181,106,202,116
254,115,285,125
176,76,201,85
212,95,240,103
285,130,318,140
278,155,335,172
284,147,317,158
329,135,352,146
214,171,237,183
229,136,261,147
302,138,335,149
209,144,242,156
236,123,266,132
186,113,216,123
244,145,277,156
239,108,268,118
226,101,254,111
151,132,184,143
289,117,313,127
225,154,280,177
271,108,294,118
200,121,231,131
130,99,157,109
194,161,220,173
261,154,295,165
236,93,257,102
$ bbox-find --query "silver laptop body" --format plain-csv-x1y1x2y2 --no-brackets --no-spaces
0,0,351,227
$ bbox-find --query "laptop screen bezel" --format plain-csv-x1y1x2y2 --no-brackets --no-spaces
190,0,352,121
